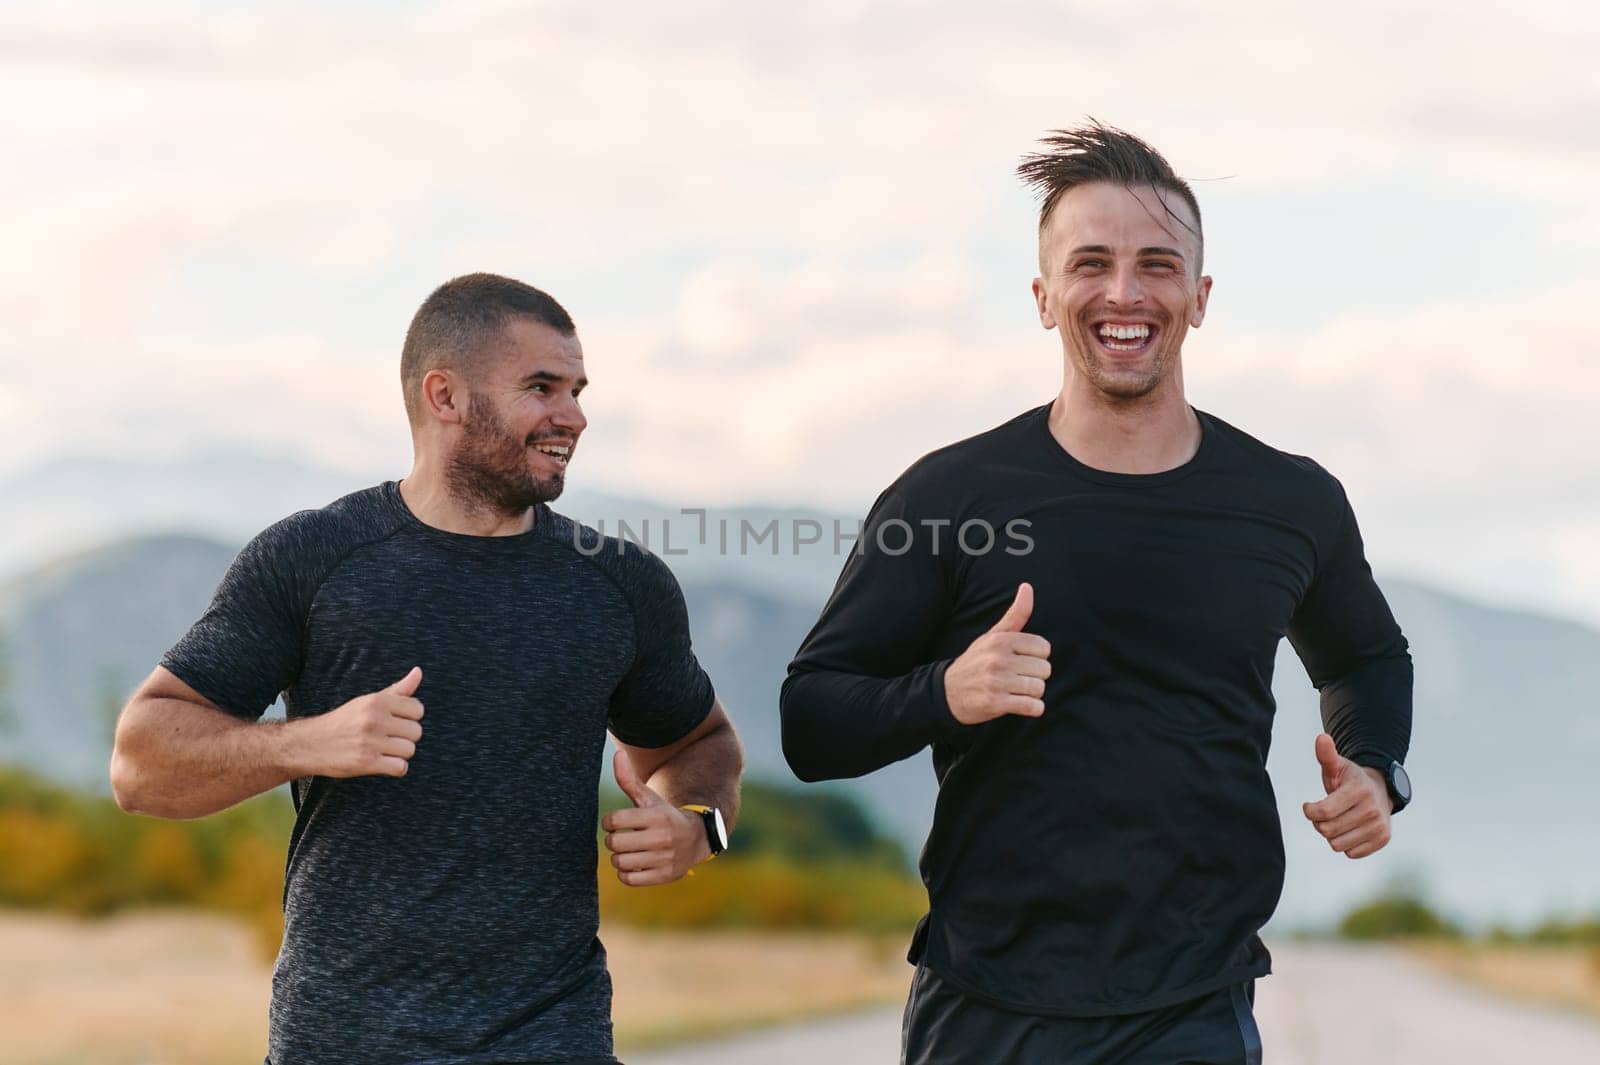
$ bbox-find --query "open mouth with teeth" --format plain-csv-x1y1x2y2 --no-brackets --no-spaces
1091,320,1158,356
530,441,573,466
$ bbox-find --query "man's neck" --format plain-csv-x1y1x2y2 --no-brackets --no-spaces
398,454,537,537
1047,374,1200,476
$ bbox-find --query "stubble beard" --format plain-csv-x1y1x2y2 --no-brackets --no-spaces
1070,317,1175,403
445,393,566,517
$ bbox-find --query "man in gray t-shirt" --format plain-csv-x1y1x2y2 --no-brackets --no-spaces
110,273,744,1065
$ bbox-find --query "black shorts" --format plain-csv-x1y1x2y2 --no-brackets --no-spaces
901,965,1263,1065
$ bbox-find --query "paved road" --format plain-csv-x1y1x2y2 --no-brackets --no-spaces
629,943,1600,1064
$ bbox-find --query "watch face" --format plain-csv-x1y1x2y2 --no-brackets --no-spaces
1391,762,1412,802
711,808,729,851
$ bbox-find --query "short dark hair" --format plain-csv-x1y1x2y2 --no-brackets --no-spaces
1016,121,1203,274
400,273,576,426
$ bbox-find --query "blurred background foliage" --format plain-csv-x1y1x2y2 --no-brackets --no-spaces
0,767,927,960
0,766,290,956
5,763,1597,972
1338,892,1466,941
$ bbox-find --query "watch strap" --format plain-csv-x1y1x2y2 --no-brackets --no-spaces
1350,755,1409,814
680,804,725,860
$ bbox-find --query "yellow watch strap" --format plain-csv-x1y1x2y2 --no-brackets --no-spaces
680,805,719,871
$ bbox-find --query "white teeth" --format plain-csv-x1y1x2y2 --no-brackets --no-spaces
534,444,570,458
1097,323,1150,340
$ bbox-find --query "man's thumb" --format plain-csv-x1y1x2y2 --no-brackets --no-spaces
389,666,423,696
989,583,1034,634
613,750,661,808
1315,733,1344,793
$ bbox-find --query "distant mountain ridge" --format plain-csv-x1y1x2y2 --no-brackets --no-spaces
0,451,853,603
2,453,1595,929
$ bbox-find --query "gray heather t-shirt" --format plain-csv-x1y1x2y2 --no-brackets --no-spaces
160,482,715,1065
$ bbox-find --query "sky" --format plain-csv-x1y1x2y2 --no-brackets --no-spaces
2,0,1598,625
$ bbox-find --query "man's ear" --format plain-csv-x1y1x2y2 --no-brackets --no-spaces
422,368,466,425
1190,275,1213,329
1032,278,1056,330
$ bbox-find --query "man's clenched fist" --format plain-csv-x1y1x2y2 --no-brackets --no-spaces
303,666,426,778
1302,733,1392,859
601,750,709,886
944,582,1052,725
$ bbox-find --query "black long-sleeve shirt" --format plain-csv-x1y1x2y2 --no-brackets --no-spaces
781,402,1412,1016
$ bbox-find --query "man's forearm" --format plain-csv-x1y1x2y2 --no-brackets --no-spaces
111,697,310,820
1319,651,1414,768
779,661,959,783
644,719,744,829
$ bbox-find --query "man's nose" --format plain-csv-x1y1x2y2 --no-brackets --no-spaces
1104,264,1145,307
552,393,587,434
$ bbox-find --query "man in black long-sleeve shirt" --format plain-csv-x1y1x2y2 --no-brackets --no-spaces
781,124,1413,1064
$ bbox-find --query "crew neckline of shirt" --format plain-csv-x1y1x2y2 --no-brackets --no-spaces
1036,401,1214,488
381,480,553,554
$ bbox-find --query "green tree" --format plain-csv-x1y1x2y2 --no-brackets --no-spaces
726,780,909,868
1338,892,1462,940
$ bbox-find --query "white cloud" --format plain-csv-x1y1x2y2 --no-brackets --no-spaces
1,0,1597,622
1193,280,1600,624
4,1,1596,293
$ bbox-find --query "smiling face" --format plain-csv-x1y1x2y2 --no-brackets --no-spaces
444,315,588,513
1031,182,1211,402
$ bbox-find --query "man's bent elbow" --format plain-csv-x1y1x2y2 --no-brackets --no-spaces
109,699,171,817
780,724,818,783
109,748,199,820
783,751,829,785
778,674,834,784
109,749,145,814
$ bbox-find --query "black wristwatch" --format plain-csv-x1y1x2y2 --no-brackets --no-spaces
681,804,728,859
1360,759,1412,814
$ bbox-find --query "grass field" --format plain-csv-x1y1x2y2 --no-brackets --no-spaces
0,908,913,1064
1408,941,1600,1021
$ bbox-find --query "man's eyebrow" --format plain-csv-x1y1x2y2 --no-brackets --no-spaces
1066,244,1188,260
518,370,589,388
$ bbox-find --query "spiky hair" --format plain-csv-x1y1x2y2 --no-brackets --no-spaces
1017,120,1203,273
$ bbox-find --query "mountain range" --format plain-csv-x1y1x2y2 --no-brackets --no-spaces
1,452,1594,931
